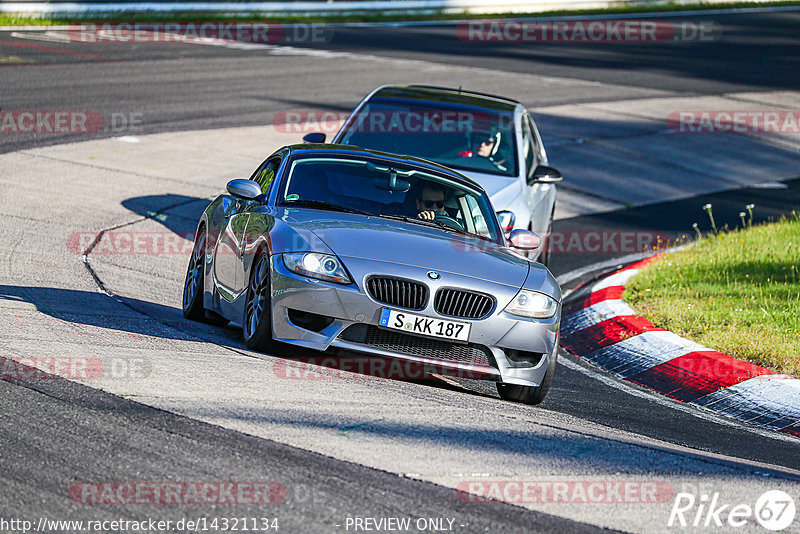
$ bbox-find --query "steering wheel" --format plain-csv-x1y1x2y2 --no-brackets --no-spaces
434,213,465,231
489,153,510,172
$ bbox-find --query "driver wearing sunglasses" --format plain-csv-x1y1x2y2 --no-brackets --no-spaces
416,184,446,221
476,135,496,157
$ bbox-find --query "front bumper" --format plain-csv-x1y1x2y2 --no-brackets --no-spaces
270,255,560,387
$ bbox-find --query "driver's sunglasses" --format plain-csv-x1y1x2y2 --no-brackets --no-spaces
422,199,445,208
481,137,495,145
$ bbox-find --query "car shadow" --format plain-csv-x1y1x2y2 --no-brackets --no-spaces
121,193,212,238
1,282,490,396
0,283,243,348
166,402,795,480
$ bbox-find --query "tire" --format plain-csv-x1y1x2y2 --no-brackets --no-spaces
182,227,207,321
537,206,555,267
242,251,279,353
496,350,557,405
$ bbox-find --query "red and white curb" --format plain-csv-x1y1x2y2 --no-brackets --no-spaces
560,255,800,438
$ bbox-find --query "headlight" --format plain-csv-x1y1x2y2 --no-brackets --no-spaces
505,289,558,319
282,252,351,285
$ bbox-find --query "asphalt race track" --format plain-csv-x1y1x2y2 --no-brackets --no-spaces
1,9,800,533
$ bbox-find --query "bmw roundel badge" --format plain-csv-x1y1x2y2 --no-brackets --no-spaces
427,271,440,280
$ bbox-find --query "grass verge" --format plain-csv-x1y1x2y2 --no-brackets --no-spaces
1,0,799,25
625,212,800,378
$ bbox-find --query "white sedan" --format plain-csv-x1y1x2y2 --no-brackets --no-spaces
303,85,563,265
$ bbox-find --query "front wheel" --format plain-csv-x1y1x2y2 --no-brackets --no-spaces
496,351,557,405
243,251,279,353
182,227,207,321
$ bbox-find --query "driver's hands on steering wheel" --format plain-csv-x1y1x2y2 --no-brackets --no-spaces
488,154,509,172
418,210,437,220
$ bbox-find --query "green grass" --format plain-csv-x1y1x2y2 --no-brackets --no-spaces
1,0,799,25
625,212,800,377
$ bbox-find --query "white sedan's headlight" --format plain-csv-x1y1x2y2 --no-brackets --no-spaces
505,289,558,319
282,252,351,285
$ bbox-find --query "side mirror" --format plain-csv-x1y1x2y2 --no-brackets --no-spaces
528,165,563,184
496,210,516,236
226,179,262,200
303,132,326,143
508,229,540,251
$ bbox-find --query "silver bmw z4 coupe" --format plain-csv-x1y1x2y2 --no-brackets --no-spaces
182,144,562,404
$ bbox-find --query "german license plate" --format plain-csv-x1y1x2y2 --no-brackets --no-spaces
379,308,470,342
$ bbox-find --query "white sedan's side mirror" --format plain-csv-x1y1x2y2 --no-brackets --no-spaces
528,164,563,185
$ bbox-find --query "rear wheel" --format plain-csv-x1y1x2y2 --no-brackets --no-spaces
243,251,279,353
182,227,207,321
496,351,557,405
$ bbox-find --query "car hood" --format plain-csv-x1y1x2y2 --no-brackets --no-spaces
457,170,522,210
281,209,530,288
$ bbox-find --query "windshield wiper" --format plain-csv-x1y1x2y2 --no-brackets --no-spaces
283,199,371,216
429,220,495,243
378,214,438,227
380,213,456,232
378,214,490,241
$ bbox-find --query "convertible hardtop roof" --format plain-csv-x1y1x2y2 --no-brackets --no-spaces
284,143,486,192
370,85,521,113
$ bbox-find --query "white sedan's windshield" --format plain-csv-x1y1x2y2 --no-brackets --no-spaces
338,101,518,177
281,156,503,242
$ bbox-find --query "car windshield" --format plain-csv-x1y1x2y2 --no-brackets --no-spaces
280,156,504,243
337,99,518,177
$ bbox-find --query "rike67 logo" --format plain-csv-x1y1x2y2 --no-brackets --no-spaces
668,486,796,531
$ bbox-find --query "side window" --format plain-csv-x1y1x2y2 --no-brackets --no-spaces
521,117,536,175
462,195,490,238
251,157,281,194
